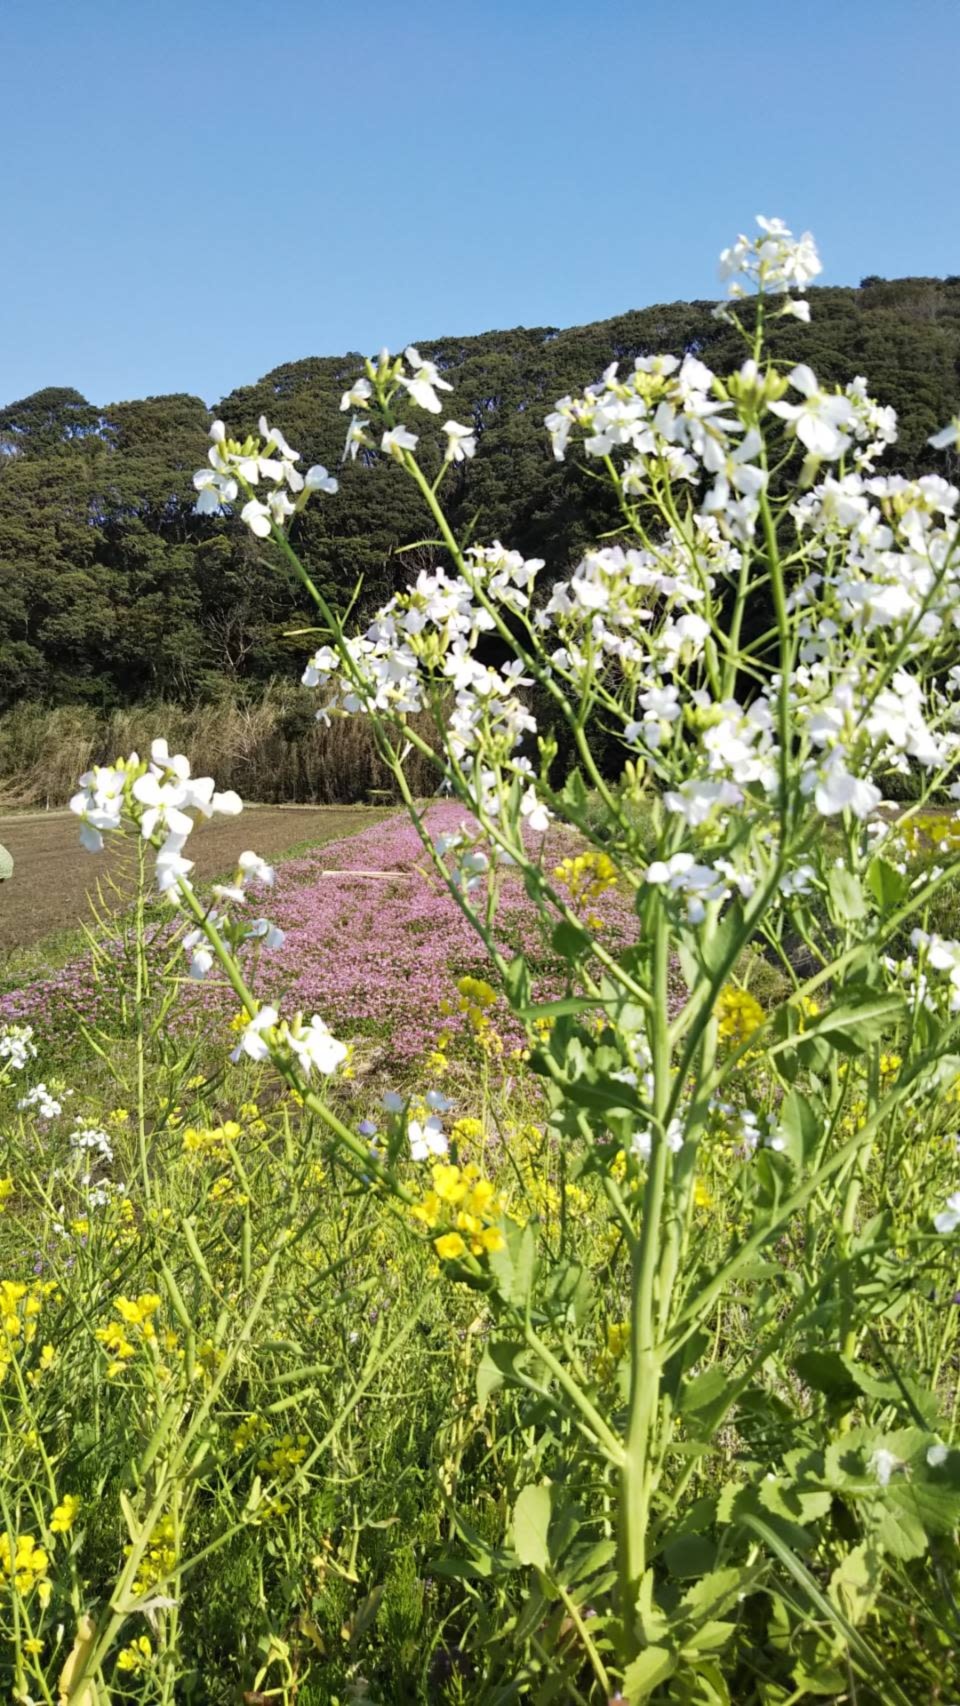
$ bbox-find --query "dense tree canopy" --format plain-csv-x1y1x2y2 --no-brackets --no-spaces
1,275,958,711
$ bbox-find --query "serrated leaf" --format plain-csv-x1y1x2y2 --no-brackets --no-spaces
621,1645,677,1701
487,1218,536,1309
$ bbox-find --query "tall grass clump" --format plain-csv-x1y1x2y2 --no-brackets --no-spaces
6,211,960,1704
0,685,439,807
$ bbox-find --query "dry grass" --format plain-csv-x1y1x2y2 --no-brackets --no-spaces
0,688,441,808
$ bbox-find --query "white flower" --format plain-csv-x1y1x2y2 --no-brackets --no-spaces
927,1444,950,1467
442,420,476,463
193,467,238,513
398,345,454,414
155,834,194,895
520,785,552,834
663,779,742,827
18,1083,61,1119
929,418,960,452
0,1026,37,1071
381,425,419,461
230,1005,278,1064
779,298,811,322
238,850,275,888
343,414,373,462
248,918,285,951
288,1014,348,1077
304,464,338,494
131,773,194,841
868,1446,900,1487
258,416,299,462
408,1116,449,1160
809,753,881,820
769,366,854,459
182,925,215,980
241,490,296,537
632,1118,684,1162
340,377,372,412
934,1190,960,1234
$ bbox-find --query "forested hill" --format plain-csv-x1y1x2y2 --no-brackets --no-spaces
2,274,959,711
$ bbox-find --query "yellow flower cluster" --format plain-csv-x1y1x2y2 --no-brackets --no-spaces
0,1532,50,1603
257,1433,309,1476
715,986,765,1047
182,1120,241,1158
117,1635,153,1674
411,1162,506,1260
899,814,960,856
232,1413,266,1453
94,1292,161,1377
238,1100,268,1134
125,1513,176,1596
0,1279,56,1384
50,1494,80,1534
208,1173,249,1208
554,850,618,927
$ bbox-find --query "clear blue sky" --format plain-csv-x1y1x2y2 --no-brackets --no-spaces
1,0,955,410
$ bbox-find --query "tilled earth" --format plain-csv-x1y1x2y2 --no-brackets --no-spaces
0,807,385,957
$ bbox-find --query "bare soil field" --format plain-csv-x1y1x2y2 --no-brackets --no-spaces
0,806,386,957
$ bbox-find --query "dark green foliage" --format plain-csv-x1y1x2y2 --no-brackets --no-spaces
2,277,959,712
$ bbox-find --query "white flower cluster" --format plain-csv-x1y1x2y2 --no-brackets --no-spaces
340,344,476,471
792,469,959,646
718,214,821,301
231,1006,348,1077
382,1088,454,1160
193,416,338,537
0,1024,37,1072
301,549,551,829
18,1083,62,1120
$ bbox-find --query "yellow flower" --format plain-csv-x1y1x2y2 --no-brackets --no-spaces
24,1636,42,1655
107,1107,130,1127
117,1635,153,1674
434,1232,467,1260
456,975,497,1009
50,1494,80,1534
0,1532,50,1600
715,986,764,1047
0,1177,13,1209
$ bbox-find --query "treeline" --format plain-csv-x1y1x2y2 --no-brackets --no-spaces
1,274,959,712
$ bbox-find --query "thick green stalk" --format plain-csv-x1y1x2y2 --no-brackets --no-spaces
619,900,671,1638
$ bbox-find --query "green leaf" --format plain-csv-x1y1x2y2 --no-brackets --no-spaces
827,866,867,924
794,1350,861,1402
512,1482,553,1572
487,1218,537,1309
476,1339,527,1406
621,1645,677,1701
663,1532,718,1579
551,919,592,961
801,991,904,1053
777,1089,822,1166
867,855,909,911
678,1366,731,1425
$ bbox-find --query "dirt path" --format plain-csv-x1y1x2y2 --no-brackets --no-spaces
0,806,385,957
